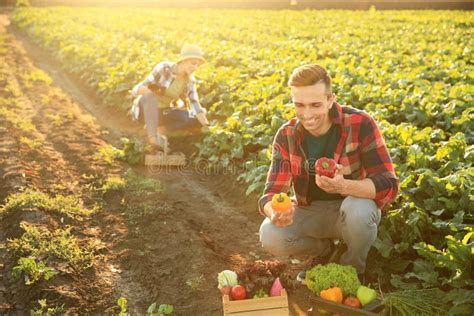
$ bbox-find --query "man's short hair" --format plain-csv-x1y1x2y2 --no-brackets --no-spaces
288,64,333,95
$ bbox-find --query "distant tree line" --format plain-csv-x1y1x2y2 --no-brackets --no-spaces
1,0,473,11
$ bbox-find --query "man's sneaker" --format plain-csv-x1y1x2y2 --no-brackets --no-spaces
145,143,164,154
327,241,347,264
296,270,307,285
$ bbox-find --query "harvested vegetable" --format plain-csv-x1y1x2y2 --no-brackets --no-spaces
253,288,268,299
231,285,247,300
235,260,296,298
320,287,343,303
270,277,284,296
271,193,292,213
315,158,337,178
382,288,448,316
217,270,238,289
343,296,361,308
306,263,361,297
357,286,377,306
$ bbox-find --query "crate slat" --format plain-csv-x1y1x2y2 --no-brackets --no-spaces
223,289,289,315
224,308,289,316
144,152,186,166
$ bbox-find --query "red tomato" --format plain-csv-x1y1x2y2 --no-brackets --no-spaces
343,296,361,308
230,285,247,300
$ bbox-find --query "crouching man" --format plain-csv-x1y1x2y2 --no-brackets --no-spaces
258,64,399,282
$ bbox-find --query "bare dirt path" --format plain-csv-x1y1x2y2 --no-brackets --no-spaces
1,13,311,315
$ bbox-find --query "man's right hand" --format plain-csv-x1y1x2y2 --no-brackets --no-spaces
264,201,295,228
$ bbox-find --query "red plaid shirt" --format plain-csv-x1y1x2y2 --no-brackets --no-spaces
258,102,399,215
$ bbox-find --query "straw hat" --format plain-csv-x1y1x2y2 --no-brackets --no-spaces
177,44,206,64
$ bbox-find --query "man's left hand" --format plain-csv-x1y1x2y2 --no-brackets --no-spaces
316,164,347,194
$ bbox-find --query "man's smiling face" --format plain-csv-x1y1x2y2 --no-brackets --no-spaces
291,82,334,136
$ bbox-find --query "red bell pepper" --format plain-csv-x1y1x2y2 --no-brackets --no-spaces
315,158,337,178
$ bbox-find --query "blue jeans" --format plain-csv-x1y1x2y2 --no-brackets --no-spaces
259,197,381,273
139,92,200,144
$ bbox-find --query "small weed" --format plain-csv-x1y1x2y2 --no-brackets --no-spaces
124,169,162,196
82,114,97,129
124,202,171,225
0,107,17,124
117,297,173,316
17,118,35,133
0,103,37,133
30,299,64,316
186,274,205,291
93,144,124,164
23,79,33,89
0,189,96,221
100,176,126,194
117,297,128,316
46,113,62,126
30,70,52,85
40,94,50,105
47,87,64,98
20,136,43,150
147,303,174,315
5,81,22,97
0,97,14,109
8,222,96,271
12,256,58,285
65,112,74,120
120,137,145,165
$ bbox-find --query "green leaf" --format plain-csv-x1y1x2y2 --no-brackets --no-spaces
373,235,394,258
404,259,438,287
446,288,474,306
147,302,157,314
158,304,174,314
117,297,128,316
245,180,263,196
390,274,419,290
462,231,473,245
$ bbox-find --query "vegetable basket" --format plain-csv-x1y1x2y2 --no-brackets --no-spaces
308,296,384,316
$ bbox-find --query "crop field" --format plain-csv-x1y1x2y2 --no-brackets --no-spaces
0,5,472,315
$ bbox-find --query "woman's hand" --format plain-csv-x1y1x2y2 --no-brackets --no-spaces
196,112,209,126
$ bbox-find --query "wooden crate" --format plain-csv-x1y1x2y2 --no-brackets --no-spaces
144,152,186,166
144,135,186,167
308,296,384,316
222,289,289,316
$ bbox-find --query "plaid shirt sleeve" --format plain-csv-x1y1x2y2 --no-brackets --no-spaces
258,126,293,216
359,115,399,210
132,62,166,97
187,77,205,116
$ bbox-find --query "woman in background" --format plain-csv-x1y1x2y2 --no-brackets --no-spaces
130,44,209,152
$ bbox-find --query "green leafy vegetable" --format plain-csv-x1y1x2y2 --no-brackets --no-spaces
217,270,238,289
306,263,361,297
